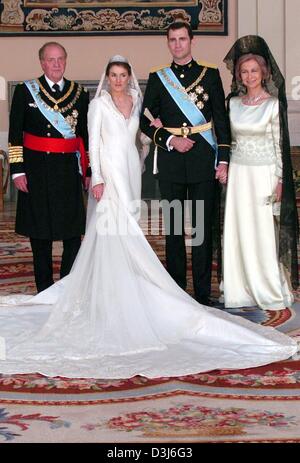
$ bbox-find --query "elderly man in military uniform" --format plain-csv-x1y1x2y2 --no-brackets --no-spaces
140,22,231,306
9,42,90,292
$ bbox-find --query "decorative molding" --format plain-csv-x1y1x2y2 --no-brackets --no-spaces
199,0,222,26
1,0,25,26
0,0,228,35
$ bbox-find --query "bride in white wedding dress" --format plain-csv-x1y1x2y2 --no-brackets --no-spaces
0,56,297,379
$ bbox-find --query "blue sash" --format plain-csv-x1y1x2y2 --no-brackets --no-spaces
156,67,217,158
24,79,76,139
24,79,83,174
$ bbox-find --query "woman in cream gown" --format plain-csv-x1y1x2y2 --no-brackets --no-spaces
222,36,298,311
0,55,297,379
223,96,292,309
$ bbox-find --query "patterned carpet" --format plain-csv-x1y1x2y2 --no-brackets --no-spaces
0,202,300,443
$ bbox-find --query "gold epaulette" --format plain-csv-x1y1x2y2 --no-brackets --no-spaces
197,60,218,69
150,64,170,73
77,83,87,94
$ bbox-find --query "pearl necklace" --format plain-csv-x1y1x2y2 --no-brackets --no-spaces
242,92,266,105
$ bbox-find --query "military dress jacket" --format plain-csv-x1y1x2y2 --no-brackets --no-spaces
140,59,231,183
8,75,89,240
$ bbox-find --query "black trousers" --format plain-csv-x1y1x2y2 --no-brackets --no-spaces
30,236,81,292
159,180,215,301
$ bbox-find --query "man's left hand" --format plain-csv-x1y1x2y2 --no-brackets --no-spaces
215,164,228,185
150,118,163,128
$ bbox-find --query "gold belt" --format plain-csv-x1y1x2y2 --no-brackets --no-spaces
166,121,212,138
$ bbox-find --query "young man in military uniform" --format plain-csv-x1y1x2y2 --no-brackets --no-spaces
140,22,231,306
9,42,90,292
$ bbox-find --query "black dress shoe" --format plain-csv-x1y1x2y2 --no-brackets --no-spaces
196,297,213,307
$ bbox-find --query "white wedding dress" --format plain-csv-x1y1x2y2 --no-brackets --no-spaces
0,90,297,379
223,97,294,310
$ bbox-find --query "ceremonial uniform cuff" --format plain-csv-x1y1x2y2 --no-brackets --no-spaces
12,173,25,180
166,135,174,151
153,128,169,150
8,144,23,164
217,144,231,163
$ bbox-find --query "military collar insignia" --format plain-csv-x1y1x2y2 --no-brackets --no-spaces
172,59,196,78
172,59,194,71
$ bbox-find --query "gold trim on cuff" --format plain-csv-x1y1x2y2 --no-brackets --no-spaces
9,145,23,163
153,128,166,149
9,155,24,163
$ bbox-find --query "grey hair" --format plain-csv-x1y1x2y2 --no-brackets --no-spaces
39,42,67,61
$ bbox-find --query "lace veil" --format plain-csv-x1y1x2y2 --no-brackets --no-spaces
93,55,150,169
223,35,299,288
94,54,142,99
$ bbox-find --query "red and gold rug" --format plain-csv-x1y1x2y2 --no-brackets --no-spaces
1,203,300,443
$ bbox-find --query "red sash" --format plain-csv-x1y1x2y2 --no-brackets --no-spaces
23,132,89,180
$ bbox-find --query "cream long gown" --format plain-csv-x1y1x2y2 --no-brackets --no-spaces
0,90,297,379
223,96,293,310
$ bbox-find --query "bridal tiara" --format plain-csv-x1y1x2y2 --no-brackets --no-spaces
109,55,129,64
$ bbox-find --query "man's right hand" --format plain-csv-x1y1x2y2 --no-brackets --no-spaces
169,136,195,153
13,174,28,193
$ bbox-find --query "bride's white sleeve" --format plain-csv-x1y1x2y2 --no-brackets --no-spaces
271,99,283,180
88,98,105,187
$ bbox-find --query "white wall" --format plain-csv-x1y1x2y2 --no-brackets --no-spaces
237,0,300,144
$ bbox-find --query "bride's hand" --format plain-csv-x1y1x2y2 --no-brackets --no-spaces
92,183,105,202
150,118,163,128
